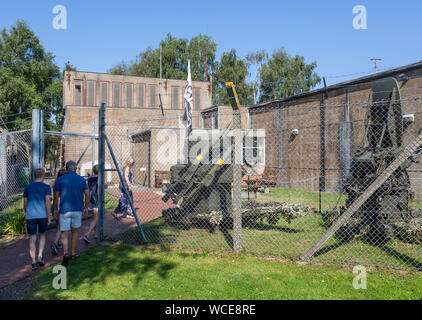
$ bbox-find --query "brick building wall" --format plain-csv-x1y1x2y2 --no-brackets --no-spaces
61,71,212,182
248,62,422,198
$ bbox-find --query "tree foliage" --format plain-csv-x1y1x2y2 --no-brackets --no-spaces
109,36,321,106
246,50,268,104
108,33,216,83
0,21,62,131
259,49,321,102
213,49,253,105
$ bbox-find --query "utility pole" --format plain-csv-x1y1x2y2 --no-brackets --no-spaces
370,58,382,72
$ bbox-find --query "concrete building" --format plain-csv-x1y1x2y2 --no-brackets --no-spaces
61,70,213,180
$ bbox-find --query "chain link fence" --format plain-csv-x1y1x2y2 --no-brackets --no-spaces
96,79,422,271
0,129,32,233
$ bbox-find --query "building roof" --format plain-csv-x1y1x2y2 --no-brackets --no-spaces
249,60,422,110
67,70,211,84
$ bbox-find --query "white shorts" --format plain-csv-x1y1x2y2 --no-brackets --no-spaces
60,211,82,231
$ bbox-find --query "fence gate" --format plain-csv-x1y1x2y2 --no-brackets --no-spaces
0,129,32,212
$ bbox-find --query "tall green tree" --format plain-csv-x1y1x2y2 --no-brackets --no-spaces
187,34,216,81
0,21,62,131
259,49,321,102
213,49,253,106
108,33,216,82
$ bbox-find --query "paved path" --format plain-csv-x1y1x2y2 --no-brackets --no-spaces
0,191,173,291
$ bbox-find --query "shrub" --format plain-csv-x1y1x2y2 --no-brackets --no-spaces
1,210,27,237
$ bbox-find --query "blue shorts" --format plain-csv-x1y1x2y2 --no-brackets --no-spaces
60,211,82,231
26,218,48,236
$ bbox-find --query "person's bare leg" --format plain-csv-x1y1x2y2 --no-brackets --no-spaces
71,227,79,256
38,234,46,259
54,221,61,244
61,231,69,256
85,210,98,238
29,235,37,264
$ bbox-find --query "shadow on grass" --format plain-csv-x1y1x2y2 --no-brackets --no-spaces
248,222,303,233
29,245,177,299
112,218,183,250
313,238,351,258
378,245,422,271
221,229,233,249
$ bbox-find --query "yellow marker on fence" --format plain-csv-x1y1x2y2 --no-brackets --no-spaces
217,158,224,166
197,154,204,162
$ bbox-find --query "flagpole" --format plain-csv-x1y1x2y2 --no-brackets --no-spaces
183,60,193,163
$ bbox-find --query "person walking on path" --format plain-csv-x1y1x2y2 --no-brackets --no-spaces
50,168,67,256
23,168,51,270
112,157,135,219
53,160,90,266
83,165,99,244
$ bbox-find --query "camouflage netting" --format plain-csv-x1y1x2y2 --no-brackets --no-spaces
163,201,311,233
323,207,422,244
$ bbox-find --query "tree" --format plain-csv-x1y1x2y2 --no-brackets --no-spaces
108,60,131,76
0,21,61,131
213,49,253,105
246,50,267,104
187,34,216,81
259,49,321,102
108,33,217,82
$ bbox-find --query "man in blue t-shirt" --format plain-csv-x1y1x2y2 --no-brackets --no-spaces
23,168,52,270
53,160,89,266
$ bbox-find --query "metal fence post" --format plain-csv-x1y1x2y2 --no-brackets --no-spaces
92,119,96,170
97,103,106,242
226,82,242,253
31,109,44,181
233,109,242,253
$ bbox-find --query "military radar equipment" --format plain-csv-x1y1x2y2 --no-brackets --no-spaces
326,77,422,244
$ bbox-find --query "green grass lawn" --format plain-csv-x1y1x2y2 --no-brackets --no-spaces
25,244,422,300
114,188,422,271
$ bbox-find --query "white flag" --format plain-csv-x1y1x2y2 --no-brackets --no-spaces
183,60,193,136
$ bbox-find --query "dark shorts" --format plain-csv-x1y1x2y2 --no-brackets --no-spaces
26,218,48,236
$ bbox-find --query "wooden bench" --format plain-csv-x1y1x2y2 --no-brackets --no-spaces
243,168,280,196
154,170,170,188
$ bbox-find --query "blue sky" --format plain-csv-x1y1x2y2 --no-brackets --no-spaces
1,0,421,86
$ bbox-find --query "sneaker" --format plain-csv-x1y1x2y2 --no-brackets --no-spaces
82,236,91,244
71,254,80,260
37,257,45,267
126,215,135,219
57,242,63,249
61,255,70,267
31,263,38,271
51,243,58,256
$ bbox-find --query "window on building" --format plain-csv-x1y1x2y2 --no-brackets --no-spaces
172,87,179,109
101,82,108,104
194,88,200,110
126,84,133,108
87,81,95,106
243,136,265,165
211,111,218,129
74,80,82,105
137,84,145,107
113,82,121,107
149,85,156,107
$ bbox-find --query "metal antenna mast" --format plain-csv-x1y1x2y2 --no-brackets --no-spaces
370,58,382,72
